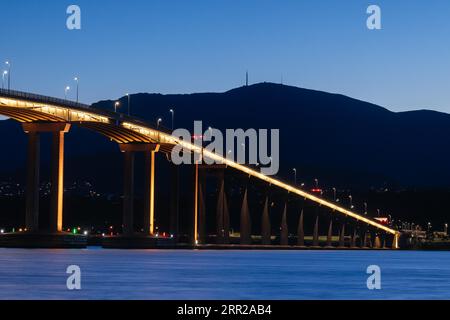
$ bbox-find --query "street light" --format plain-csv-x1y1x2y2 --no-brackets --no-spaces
74,77,79,103
332,187,337,201
314,178,319,189
169,109,175,130
126,93,131,116
364,202,368,215
64,86,71,100
2,71,7,90
5,61,10,90
292,168,297,185
157,118,162,128
349,195,354,209
114,101,120,113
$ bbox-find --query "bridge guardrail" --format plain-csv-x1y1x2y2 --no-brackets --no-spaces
0,88,174,133
0,88,91,110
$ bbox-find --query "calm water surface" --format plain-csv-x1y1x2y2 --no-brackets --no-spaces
0,248,449,300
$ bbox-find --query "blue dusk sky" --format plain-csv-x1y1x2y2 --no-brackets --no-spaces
1,0,450,112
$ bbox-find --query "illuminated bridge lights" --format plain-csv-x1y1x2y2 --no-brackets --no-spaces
1,96,109,124
122,121,398,236
0,90,400,237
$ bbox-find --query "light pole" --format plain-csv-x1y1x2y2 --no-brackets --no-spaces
157,118,162,128
332,187,337,201
5,61,10,90
349,195,354,209
2,71,7,90
64,86,71,100
74,77,79,103
364,202,368,215
292,168,297,185
169,109,175,130
114,101,120,113
126,94,131,116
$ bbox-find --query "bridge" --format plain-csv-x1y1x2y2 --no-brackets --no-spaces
0,88,400,249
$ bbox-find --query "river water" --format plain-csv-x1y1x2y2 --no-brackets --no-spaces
0,248,448,300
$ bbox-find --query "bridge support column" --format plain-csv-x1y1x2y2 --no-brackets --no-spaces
339,223,345,248
213,167,229,244
374,233,381,249
169,163,180,241
25,131,40,232
195,164,228,245
261,196,271,245
193,163,199,245
392,233,400,249
280,203,288,245
297,210,305,247
221,186,230,245
381,233,387,249
326,218,333,248
240,188,252,245
216,176,227,244
361,230,367,248
49,130,68,233
351,228,357,248
312,216,319,247
144,146,159,235
122,149,135,236
119,143,160,236
23,123,71,233
216,177,225,244
198,169,206,244
370,231,376,248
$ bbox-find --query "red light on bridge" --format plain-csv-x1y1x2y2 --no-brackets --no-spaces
311,188,322,193
375,217,389,225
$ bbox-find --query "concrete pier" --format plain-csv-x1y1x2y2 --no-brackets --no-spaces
261,197,271,245
0,123,83,249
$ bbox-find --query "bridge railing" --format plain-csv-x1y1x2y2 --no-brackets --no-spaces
0,88,91,111
0,88,174,133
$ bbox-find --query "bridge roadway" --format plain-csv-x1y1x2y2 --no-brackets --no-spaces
0,88,400,248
